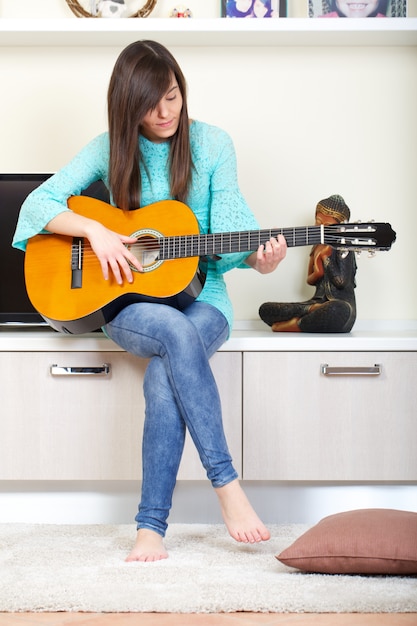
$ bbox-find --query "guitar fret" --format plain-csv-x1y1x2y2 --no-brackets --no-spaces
195,234,202,257
182,235,189,258
216,232,222,255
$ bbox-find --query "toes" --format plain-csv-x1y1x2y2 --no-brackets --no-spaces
234,528,268,543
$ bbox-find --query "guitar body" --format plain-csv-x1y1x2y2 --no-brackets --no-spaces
25,197,204,333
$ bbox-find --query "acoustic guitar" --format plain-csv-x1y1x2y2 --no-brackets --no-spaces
24,196,396,334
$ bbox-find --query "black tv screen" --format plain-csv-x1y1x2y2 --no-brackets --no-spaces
0,174,109,327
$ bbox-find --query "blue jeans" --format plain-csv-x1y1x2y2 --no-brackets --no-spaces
105,301,238,537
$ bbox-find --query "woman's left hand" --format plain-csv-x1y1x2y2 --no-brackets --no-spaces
246,234,287,274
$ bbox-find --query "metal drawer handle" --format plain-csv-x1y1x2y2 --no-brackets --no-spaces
321,364,381,376
50,363,111,376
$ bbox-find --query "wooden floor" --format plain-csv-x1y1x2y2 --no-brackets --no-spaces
0,614,415,625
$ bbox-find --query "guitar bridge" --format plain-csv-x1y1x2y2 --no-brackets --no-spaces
71,237,83,289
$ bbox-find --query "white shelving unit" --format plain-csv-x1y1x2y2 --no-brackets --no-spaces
0,17,416,47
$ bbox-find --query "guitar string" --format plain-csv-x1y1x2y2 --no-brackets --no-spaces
61,234,366,266
30,229,372,269
65,228,358,254
73,231,365,256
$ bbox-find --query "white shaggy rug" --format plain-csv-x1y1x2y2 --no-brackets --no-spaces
1,523,416,613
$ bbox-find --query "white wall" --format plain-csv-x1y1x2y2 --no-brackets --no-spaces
1,42,416,321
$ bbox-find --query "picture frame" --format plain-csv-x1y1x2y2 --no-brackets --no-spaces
221,0,287,18
65,0,157,18
308,0,407,18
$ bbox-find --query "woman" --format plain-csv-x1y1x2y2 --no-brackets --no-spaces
13,40,286,562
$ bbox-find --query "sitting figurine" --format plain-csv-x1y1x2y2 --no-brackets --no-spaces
259,194,357,333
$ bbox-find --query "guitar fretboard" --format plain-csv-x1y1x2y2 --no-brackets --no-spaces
159,226,323,260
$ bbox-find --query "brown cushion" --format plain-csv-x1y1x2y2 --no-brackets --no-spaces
276,509,417,575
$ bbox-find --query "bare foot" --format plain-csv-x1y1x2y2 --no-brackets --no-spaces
125,528,168,562
215,479,270,544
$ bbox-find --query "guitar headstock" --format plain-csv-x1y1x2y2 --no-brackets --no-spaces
324,222,396,253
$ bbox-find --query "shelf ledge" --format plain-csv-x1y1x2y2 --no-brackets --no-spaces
0,18,416,47
1,321,416,352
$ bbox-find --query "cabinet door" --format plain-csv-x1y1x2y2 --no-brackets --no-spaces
243,351,417,481
0,351,241,480
0,351,144,480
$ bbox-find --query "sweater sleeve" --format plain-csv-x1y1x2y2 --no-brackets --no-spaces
204,126,260,274
12,133,110,251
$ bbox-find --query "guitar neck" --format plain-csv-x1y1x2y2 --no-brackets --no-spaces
159,226,322,260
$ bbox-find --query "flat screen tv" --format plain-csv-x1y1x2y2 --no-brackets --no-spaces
0,174,109,327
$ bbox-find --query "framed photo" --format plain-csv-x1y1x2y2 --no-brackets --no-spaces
65,0,157,18
308,0,407,18
221,0,286,18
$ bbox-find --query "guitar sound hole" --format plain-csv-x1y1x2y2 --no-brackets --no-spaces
127,233,162,272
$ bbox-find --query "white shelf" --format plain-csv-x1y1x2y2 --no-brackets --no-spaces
1,324,416,352
0,18,416,47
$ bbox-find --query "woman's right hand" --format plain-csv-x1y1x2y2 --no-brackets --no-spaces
45,210,143,285
84,220,143,285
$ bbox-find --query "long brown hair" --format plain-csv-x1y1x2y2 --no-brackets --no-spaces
107,40,192,210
